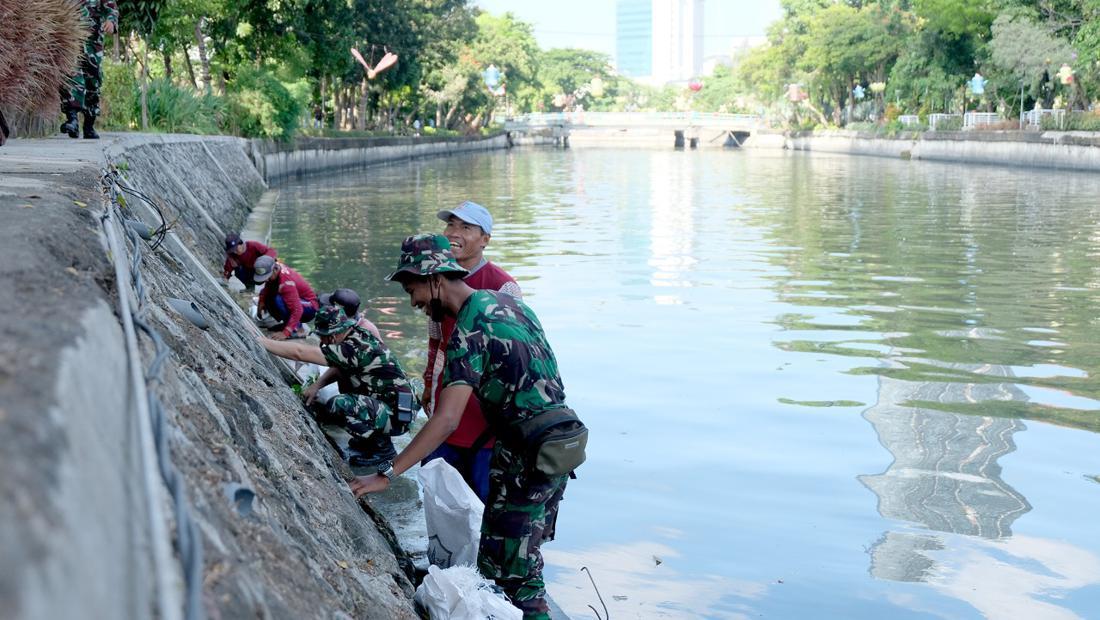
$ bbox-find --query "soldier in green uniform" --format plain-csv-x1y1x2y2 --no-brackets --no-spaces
352,234,584,620
302,305,417,465
60,0,118,139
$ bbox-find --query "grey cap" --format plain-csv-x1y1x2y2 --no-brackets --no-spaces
437,200,493,234
253,255,276,282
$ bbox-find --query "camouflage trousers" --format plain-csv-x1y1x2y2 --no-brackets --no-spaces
478,442,568,620
326,393,405,436
60,29,106,116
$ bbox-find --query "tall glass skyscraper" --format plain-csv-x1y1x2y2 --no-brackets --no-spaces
616,0,653,78
615,0,703,84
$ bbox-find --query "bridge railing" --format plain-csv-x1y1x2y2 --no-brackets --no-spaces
504,111,760,128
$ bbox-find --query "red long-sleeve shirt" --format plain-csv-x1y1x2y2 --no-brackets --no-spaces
257,265,318,337
423,260,520,448
223,240,276,279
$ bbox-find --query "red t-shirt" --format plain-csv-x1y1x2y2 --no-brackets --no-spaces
424,260,521,448
223,240,276,278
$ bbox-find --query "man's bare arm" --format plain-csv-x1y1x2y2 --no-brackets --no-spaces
259,337,328,365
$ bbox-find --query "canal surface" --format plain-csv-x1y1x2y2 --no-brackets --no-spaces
272,148,1100,619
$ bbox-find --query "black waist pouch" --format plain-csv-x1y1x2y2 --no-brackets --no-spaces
511,407,588,478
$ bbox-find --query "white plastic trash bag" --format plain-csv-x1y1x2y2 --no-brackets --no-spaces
419,458,484,568
295,362,339,404
414,564,521,620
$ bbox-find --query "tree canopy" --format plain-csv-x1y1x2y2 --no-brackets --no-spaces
735,0,1097,126
102,0,1100,137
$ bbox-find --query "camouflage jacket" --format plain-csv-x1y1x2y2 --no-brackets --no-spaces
80,0,119,26
321,326,414,410
442,290,567,426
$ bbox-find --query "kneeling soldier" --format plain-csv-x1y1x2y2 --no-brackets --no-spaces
303,305,417,465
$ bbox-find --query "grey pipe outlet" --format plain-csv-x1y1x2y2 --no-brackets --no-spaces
166,298,210,330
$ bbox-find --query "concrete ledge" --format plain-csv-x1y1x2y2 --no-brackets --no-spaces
776,129,1100,172
251,133,510,183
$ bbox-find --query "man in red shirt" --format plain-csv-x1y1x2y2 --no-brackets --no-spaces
254,255,319,340
422,200,520,501
223,233,277,290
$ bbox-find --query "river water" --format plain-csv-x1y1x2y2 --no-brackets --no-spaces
271,147,1100,619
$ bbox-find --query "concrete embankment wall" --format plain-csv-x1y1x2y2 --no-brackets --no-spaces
1,134,420,619
774,129,1100,171
250,133,510,183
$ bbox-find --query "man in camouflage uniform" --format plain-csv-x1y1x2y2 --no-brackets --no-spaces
302,305,416,466
60,0,118,139
352,234,581,620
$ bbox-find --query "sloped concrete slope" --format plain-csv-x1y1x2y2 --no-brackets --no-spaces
0,135,418,619
108,135,266,273
107,136,420,618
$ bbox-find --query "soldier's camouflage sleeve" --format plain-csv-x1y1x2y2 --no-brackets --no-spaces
441,304,487,391
99,0,119,27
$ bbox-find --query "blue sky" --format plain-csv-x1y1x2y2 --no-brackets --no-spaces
475,0,783,60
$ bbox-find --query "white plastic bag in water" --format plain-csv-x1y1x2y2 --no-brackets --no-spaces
419,458,484,568
414,564,520,620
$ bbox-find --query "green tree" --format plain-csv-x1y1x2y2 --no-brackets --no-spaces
989,11,1077,108
912,0,996,41
690,64,752,113
800,3,910,123
536,48,615,110
471,12,540,112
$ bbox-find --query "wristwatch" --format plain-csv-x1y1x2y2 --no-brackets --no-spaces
377,461,396,482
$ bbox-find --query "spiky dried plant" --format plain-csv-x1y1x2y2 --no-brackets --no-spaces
0,0,88,118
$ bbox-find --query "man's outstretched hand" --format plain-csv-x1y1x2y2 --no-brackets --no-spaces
350,473,389,498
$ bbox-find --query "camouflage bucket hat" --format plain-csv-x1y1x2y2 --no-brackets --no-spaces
385,233,468,281
314,305,357,336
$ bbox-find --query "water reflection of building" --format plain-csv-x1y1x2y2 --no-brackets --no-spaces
859,369,1032,582
647,152,697,300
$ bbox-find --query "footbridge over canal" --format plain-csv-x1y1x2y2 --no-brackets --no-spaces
504,111,761,148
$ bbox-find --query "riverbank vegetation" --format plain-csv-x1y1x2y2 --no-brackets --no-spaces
93,0,1100,139
102,0,643,140
734,0,1100,130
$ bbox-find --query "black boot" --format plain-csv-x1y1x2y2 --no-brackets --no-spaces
60,111,79,138
0,109,10,146
82,113,99,139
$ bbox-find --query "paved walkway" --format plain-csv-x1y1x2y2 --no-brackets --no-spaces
0,134,133,618
0,133,119,175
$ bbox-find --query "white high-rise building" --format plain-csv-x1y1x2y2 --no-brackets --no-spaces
616,0,703,85
651,0,703,84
